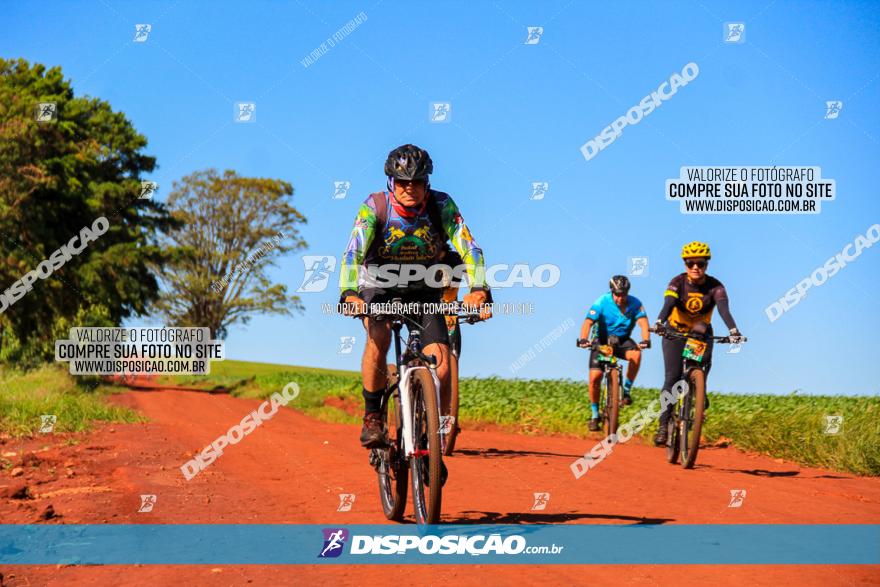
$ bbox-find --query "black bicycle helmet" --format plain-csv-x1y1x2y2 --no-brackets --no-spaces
609,275,630,294
384,144,433,180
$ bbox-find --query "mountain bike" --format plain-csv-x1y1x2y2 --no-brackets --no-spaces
358,300,478,524
576,337,627,435
651,327,746,469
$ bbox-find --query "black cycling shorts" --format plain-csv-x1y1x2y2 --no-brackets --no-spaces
360,287,449,347
589,338,639,370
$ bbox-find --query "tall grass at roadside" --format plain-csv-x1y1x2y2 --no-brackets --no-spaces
0,365,142,437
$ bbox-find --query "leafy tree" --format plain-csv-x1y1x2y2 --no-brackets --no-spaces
0,58,176,364
154,169,307,338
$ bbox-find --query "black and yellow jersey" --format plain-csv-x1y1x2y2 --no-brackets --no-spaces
660,273,732,332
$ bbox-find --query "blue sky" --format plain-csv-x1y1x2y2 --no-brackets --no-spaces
4,1,879,395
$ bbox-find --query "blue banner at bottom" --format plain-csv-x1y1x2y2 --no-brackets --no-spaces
0,524,877,565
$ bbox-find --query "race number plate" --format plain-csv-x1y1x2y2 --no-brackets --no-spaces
597,345,617,363
683,338,706,362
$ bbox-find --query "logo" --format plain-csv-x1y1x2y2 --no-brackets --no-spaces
628,256,649,277
727,342,743,354
724,22,745,43
524,26,544,45
338,336,355,354
139,181,158,199
39,414,57,433
823,415,843,435
430,102,451,123
319,528,349,558
824,101,843,120
728,489,746,508
337,494,356,512
530,182,548,201
439,415,455,435
297,255,337,292
35,102,57,122
685,295,704,313
333,181,351,199
531,492,550,511
235,102,256,123
138,494,157,512
134,24,152,42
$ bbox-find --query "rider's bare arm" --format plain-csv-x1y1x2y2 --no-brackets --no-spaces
637,316,650,342
580,318,594,342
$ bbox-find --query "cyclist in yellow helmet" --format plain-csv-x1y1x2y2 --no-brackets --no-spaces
651,242,744,446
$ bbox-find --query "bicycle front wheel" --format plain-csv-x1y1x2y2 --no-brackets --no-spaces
409,368,443,524
443,352,460,456
680,368,706,469
604,368,620,436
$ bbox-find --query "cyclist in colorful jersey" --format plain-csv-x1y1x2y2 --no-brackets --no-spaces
578,275,651,431
652,241,745,446
339,144,492,448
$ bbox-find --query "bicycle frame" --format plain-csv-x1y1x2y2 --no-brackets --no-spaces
388,320,443,457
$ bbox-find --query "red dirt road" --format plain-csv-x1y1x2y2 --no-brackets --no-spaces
1,385,879,586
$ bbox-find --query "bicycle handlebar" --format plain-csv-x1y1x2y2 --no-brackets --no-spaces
649,327,747,344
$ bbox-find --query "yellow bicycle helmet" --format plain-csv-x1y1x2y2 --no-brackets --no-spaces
681,241,711,259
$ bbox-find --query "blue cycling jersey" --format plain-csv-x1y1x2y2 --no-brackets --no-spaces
586,293,647,340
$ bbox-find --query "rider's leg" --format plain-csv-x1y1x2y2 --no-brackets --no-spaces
362,317,391,410
655,336,685,445
623,348,641,391
423,342,451,412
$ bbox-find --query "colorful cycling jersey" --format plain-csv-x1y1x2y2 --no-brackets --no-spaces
662,273,729,332
339,190,486,293
586,293,647,340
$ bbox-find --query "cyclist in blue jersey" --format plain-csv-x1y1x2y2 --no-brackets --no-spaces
578,276,651,431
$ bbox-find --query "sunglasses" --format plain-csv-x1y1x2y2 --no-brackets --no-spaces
395,178,426,188
685,260,708,269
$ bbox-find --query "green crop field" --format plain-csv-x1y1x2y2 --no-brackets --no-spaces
164,359,880,476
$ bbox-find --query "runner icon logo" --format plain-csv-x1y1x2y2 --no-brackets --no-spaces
628,256,649,277
531,492,550,511
297,255,337,292
39,415,57,434
333,181,351,199
825,101,843,119
728,489,746,508
530,182,548,201
319,528,349,558
338,336,356,354
134,24,152,43
430,102,451,123
724,22,745,43
439,415,455,435
138,494,157,513
35,102,57,122
524,27,543,45
337,494,356,512
824,415,843,435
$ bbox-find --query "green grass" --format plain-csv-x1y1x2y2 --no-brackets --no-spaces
0,365,143,437
164,360,880,476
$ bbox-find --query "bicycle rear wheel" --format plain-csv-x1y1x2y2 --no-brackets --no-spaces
375,364,407,521
409,368,443,524
680,368,706,469
604,368,620,435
